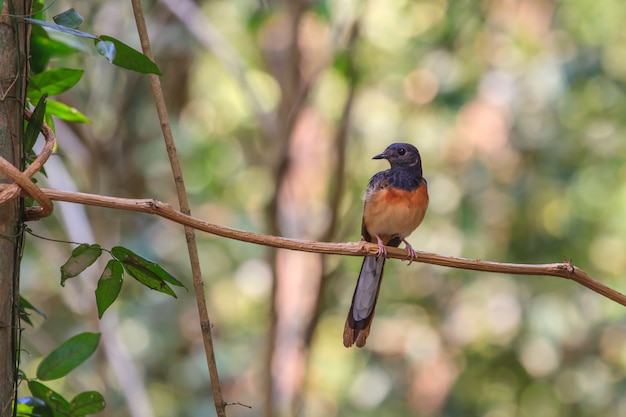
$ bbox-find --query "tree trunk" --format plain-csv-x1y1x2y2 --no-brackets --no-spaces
0,1,31,415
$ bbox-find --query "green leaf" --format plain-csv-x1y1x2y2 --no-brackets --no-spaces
19,295,47,326
60,244,102,286
30,26,81,74
19,310,33,327
121,262,177,297
95,40,116,63
16,397,53,417
28,380,71,414
70,391,106,416
53,8,84,29
36,332,101,381
22,18,98,39
24,94,47,153
29,68,84,99
111,246,186,288
111,247,182,297
95,260,124,319
20,296,47,318
32,0,45,18
95,36,162,75
46,99,91,123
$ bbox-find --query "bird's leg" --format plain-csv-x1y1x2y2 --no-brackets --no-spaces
403,239,417,265
375,235,387,258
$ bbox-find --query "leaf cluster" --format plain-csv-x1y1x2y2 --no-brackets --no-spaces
17,241,185,415
16,333,104,417
59,244,186,318
22,6,162,157
15,7,183,414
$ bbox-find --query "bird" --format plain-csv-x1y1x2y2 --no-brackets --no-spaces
343,143,429,348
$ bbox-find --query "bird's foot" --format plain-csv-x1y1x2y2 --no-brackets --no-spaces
375,235,387,258
403,239,417,265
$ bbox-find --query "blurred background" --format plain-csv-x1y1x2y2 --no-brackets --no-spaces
17,0,626,416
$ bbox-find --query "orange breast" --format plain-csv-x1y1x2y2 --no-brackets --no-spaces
362,183,429,244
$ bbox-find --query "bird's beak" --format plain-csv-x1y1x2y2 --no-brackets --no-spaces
372,151,386,160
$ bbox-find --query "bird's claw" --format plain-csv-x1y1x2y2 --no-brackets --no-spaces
404,239,417,265
375,236,387,258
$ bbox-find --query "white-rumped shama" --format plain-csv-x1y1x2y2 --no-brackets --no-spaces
344,143,429,348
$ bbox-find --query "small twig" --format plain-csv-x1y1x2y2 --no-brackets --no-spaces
0,73,19,100
1,184,625,308
224,401,252,409
26,229,83,246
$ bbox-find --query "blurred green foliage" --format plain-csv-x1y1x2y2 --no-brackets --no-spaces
17,0,626,416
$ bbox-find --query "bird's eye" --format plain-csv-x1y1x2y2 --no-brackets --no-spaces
398,148,406,155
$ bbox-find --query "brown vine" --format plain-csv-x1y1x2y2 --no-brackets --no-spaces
1,183,624,308
0,109,54,220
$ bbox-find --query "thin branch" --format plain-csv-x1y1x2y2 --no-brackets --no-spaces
3,184,625,308
129,2,226,417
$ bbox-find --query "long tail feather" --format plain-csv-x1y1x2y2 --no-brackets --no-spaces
343,255,386,347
